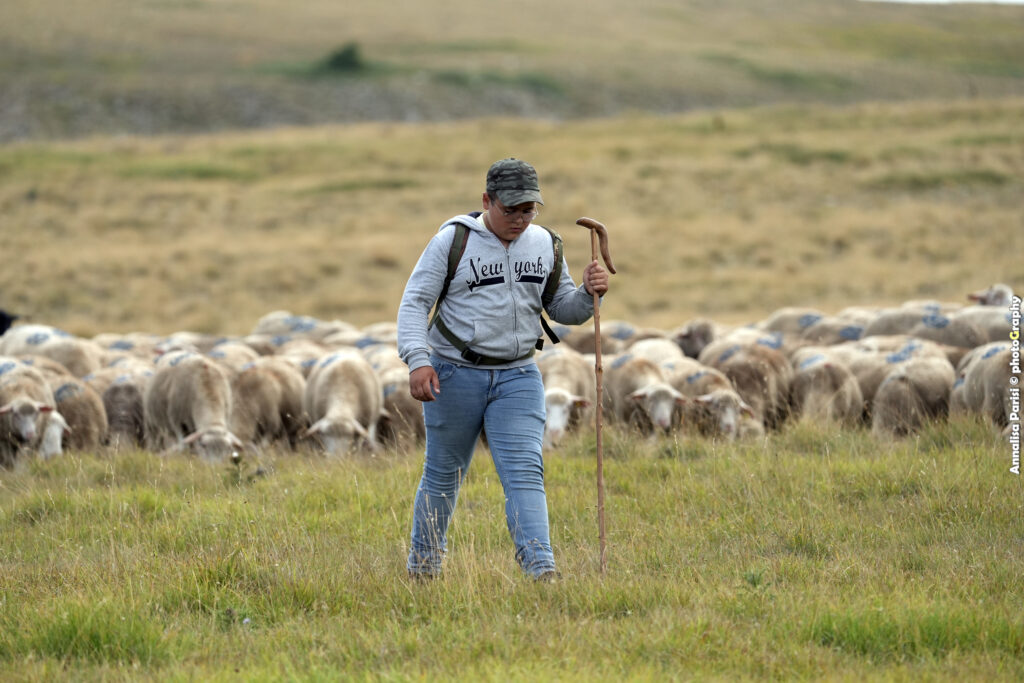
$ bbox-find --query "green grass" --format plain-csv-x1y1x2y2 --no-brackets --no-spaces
0,418,1021,679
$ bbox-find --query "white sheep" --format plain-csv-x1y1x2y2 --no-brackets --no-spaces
660,356,754,439
144,355,244,462
302,350,384,454
871,355,955,437
536,346,596,448
602,353,686,434
701,340,793,430
788,350,865,428
0,357,57,466
950,342,1013,429
362,344,425,447
0,325,103,377
228,356,308,450
47,376,108,452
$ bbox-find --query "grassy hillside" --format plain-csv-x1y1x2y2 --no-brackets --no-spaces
2,98,1021,337
0,419,1020,679
1,0,1024,140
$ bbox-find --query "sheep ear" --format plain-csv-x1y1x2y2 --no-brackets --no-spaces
0,403,12,415
739,401,755,418
628,390,648,402
302,418,329,438
351,420,369,439
38,403,54,413
230,433,245,450
182,430,202,445
694,394,712,405
573,396,592,408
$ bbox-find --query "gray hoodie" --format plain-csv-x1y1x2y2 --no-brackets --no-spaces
398,213,598,372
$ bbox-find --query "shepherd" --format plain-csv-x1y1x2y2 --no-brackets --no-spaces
397,158,611,581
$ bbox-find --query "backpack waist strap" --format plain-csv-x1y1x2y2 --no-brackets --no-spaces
433,317,536,366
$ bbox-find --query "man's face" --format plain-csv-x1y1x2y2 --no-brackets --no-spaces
482,194,539,244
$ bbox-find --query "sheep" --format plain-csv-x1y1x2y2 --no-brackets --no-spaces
670,317,724,359
946,284,1016,344
950,342,1013,429
788,351,865,428
816,336,950,420
660,356,754,439
91,332,163,361
536,346,596,448
559,323,629,356
861,306,938,338
701,341,793,430
251,310,358,343
16,354,74,381
758,307,826,336
0,357,57,467
968,283,1014,308
47,377,108,452
206,341,261,377
626,337,687,366
871,355,955,437
602,353,686,435
103,377,147,450
274,338,332,377
0,325,103,377
906,313,986,349
144,355,244,462
362,344,425,447
228,356,308,450
302,350,385,454
797,317,865,346
697,328,790,368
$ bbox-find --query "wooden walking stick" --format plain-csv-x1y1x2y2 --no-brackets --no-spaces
576,217,616,573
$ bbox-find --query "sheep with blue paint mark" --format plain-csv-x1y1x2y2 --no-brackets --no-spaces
603,353,686,434
251,310,358,343
0,325,103,378
47,376,107,452
950,341,1013,430
788,349,865,428
660,356,756,439
699,333,793,430
871,355,955,437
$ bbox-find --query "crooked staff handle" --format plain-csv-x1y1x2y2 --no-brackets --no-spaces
575,217,616,274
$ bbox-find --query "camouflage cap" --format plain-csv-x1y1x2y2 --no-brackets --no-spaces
486,158,544,206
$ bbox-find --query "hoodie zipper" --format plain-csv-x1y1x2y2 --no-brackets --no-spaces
503,244,520,358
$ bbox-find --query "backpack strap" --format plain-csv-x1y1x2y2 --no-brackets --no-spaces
428,222,471,331
537,226,564,347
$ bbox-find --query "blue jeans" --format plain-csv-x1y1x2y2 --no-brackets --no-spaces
407,357,555,578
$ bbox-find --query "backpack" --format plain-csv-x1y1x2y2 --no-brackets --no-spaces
429,216,563,365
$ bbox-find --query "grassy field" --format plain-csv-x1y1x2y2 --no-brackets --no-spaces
0,417,1020,680
2,2,1023,679
1,0,1024,139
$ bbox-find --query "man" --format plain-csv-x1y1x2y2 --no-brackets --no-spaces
397,158,610,580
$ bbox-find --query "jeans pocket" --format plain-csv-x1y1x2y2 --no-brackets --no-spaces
432,359,457,382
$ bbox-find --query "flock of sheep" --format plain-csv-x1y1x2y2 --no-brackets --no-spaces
0,282,1017,468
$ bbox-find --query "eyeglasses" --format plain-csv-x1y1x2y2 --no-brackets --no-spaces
494,201,540,222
